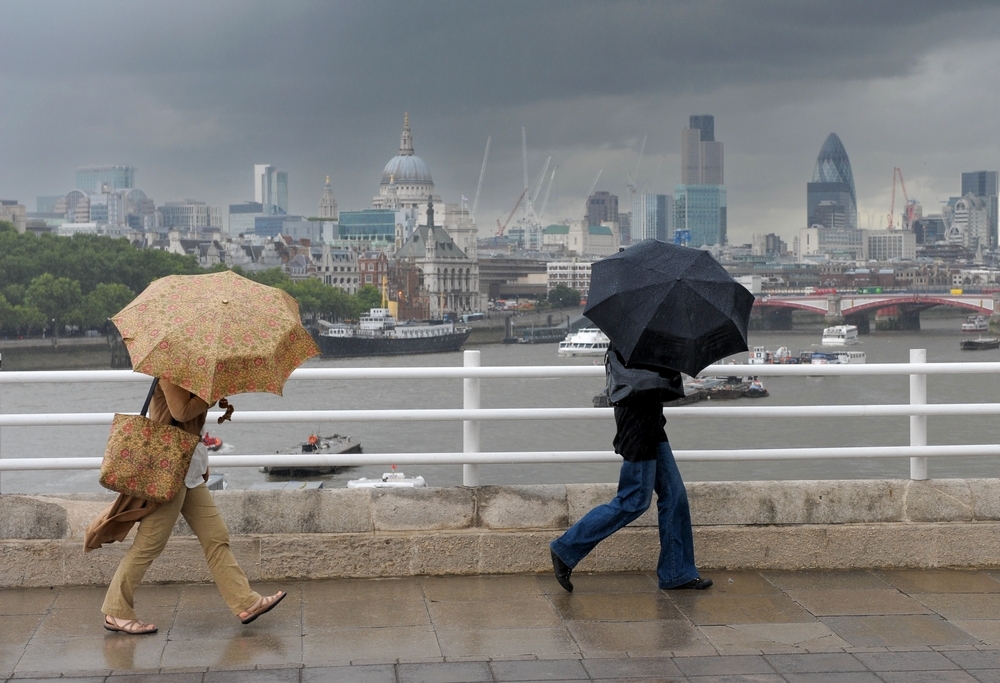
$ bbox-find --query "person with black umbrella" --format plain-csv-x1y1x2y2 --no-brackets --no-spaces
550,240,754,593
549,344,712,592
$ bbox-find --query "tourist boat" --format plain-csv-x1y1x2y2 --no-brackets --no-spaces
557,327,610,357
833,350,867,364
347,471,426,488
261,433,362,476
961,315,989,333
960,337,1000,351
201,433,223,451
820,324,859,346
809,350,866,364
315,307,471,358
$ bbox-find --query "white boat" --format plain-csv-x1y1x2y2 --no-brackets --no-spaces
834,350,866,364
821,325,859,346
810,350,866,365
347,472,426,488
961,315,989,333
557,327,610,357
748,346,793,364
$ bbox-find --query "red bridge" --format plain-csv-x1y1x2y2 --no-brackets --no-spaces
753,292,1000,331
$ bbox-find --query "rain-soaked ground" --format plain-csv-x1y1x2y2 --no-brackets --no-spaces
5,569,1000,681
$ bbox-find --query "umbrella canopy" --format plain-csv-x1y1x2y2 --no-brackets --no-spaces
584,239,754,376
113,270,320,403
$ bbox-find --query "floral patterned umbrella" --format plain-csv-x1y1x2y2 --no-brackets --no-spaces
112,270,320,404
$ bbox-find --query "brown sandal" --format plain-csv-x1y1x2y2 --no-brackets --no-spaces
104,615,157,635
239,590,287,624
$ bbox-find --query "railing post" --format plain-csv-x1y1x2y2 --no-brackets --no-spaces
463,350,481,486
910,348,927,480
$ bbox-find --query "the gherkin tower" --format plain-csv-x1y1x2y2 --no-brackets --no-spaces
807,133,858,230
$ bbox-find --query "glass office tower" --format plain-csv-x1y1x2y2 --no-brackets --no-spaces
807,134,857,230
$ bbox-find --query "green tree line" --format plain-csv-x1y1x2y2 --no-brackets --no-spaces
0,221,383,337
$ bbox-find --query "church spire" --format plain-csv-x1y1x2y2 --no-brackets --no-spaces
399,112,414,156
319,175,338,219
426,195,434,228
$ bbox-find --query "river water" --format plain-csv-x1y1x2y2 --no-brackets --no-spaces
3,310,1000,494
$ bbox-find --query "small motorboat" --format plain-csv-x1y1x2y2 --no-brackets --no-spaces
744,379,769,398
202,433,223,451
261,433,362,476
347,471,426,488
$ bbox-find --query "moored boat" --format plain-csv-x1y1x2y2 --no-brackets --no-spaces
557,328,610,357
821,324,859,346
961,337,1000,350
315,307,471,358
748,346,798,364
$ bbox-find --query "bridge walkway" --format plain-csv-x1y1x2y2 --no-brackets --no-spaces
4,568,1000,681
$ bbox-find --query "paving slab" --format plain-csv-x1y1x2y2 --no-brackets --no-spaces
9,569,1000,681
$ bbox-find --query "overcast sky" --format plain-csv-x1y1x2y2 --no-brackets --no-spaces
2,0,999,245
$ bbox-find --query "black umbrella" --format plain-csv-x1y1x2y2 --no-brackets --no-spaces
584,239,755,376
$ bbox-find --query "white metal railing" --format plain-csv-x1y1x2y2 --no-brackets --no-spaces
3,349,1000,484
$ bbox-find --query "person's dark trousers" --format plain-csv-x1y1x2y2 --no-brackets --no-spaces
550,441,698,589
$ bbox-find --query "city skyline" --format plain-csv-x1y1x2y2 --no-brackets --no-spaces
1,1,999,245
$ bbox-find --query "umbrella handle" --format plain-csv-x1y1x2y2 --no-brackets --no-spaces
139,378,159,417
217,397,235,425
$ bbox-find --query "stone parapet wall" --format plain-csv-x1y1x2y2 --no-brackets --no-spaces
3,479,1000,587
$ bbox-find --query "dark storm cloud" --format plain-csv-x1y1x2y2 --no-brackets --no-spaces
1,0,999,239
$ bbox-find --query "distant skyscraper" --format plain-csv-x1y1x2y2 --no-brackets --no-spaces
319,176,338,219
75,165,135,193
681,115,723,185
631,194,671,242
254,164,289,214
676,115,725,246
807,133,857,230
689,115,714,142
961,171,998,249
585,191,618,226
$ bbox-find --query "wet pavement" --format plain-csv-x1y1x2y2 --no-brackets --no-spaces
5,569,1000,681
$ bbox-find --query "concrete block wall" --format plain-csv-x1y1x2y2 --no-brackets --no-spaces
3,479,1000,587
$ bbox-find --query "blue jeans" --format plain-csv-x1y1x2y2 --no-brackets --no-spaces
550,441,698,589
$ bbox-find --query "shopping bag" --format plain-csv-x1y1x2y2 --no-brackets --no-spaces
99,379,199,503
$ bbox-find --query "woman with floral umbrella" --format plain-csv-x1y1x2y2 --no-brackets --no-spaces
86,270,320,634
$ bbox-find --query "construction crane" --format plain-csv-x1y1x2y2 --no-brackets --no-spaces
625,134,647,202
581,170,603,220
539,166,557,224
470,135,490,223
888,167,915,230
496,189,527,237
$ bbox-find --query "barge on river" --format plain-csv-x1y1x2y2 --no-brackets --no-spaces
314,307,471,358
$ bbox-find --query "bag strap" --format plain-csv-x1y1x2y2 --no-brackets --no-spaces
140,378,159,417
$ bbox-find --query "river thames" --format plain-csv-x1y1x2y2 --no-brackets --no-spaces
3,310,1000,494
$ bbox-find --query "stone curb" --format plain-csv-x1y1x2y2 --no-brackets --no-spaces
3,479,1000,587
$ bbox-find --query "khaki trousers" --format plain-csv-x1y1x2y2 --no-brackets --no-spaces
102,484,260,619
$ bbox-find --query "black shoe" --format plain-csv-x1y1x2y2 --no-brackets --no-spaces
550,549,573,592
664,577,713,590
